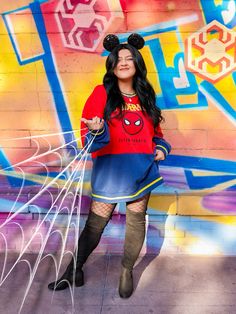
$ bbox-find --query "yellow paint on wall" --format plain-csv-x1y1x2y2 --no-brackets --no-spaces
0,19,38,90
214,0,223,6
214,77,236,110
142,45,161,92
5,10,44,60
65,56,106,133
159,32,181,68
176,93,198,105
148,194,177,215
0,1,31,14
186,215,236,226
191,46,203,60
190,169,234,177
206,62,220,74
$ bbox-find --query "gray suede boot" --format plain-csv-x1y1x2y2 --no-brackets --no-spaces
119,208,146,298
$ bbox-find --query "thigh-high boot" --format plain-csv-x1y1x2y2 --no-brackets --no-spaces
48,211,111,291
119,208,146,298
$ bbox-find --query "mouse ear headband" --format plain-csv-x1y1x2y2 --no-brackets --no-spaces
103,33,145,52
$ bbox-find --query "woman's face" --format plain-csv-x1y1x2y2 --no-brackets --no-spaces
113,49,136,81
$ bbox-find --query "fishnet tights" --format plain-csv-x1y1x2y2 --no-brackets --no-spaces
91,200,116,218
126,193,150,213
91,193,150,218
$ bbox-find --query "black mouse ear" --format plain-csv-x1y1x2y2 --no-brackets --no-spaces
127,33,145,49
103,34,120,52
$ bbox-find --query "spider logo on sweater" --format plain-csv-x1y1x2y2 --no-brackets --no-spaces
122,112,144,135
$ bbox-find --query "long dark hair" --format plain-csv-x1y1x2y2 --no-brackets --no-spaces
103,44,163,127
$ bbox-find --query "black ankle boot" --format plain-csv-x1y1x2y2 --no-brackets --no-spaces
119,267,133,298
48,261,84,291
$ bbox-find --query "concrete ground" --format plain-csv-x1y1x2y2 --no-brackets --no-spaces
1,253,236,314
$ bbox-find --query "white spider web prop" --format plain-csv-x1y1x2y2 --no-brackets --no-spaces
0,129,97,313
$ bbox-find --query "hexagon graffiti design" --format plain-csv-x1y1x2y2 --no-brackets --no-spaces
55,0,123,52
185,20,236,83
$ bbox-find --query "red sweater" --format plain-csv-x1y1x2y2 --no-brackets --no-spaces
80,85,171,203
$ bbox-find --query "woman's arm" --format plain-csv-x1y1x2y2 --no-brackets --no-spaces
153,124,171,160
80,86,110,153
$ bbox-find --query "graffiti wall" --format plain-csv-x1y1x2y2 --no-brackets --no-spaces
0,0,236,258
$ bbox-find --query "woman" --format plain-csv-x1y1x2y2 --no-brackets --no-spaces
48,33,171,298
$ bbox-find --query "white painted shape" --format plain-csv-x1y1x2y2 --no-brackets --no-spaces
173,58,190,89
221,0,236,25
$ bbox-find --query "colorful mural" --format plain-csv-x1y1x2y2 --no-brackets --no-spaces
0,0,236,311
0,0,236,253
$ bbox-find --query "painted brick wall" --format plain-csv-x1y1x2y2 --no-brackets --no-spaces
0,0,236,255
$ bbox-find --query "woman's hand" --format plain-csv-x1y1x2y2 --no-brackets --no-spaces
154,149,165,161
81,116,104,131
